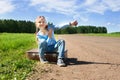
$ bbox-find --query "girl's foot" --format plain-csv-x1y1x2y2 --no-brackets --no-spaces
40,58,49,64
57,58,66,67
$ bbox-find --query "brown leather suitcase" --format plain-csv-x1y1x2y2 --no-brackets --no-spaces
26,48,67,62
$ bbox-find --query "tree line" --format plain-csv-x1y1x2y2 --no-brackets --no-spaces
0,19,107,33
55,25,107,34
0,19,35,33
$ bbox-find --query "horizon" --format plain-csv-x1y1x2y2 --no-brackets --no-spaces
0,0,120,33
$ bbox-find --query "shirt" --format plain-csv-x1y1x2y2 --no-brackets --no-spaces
36,23,56,46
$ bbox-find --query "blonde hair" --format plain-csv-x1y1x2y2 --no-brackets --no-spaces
35,16,48,33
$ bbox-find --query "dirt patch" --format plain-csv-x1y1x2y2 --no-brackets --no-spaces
26,34,120,80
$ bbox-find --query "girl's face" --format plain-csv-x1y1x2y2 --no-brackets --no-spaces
36,16,47,29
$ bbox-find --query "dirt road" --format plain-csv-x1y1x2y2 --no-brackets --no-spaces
26,34,120,80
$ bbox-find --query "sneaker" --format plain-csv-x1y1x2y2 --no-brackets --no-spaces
40,57,49,64
57,58,66,67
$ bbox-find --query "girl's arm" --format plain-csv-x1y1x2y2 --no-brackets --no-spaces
48,29,52,38
47,23,55,38
36,32,48,44
47,20,78,38
61,20,78,28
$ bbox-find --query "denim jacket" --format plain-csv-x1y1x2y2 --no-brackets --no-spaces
36,23,56,46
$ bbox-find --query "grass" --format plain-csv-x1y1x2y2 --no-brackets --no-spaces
0,33,37,80
80,32,120,37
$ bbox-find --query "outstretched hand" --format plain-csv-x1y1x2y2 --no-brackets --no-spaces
69,20,78,26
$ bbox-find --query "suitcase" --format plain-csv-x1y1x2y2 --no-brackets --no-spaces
26,48,67,62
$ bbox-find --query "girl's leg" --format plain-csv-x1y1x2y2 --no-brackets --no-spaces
55,39,65,58
54,39,66,66
38,40,48,63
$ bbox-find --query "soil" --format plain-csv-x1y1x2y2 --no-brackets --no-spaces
26,34,120,80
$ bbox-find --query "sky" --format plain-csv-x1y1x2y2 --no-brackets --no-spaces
0,0,120,33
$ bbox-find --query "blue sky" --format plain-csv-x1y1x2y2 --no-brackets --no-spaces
0,0,120,33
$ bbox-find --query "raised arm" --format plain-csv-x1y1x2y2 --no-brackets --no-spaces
60,20,78,28
47,23,55,38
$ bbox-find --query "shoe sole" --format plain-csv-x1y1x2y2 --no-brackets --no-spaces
57,64,66,67
41,61,49,64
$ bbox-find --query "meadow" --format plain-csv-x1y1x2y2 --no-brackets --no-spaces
0,32,120,80
0,33,37,80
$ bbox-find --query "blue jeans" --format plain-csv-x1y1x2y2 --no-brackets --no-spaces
38,39,65,59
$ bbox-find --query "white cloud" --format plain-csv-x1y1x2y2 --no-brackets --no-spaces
0,0,15,14
106,22,116,26
103,0,120,12
30,0,77,14
84,0,97,6
105,22,120,33
73,13,88,22
83,0,120,14
29,0,88,21
29,0,120,22
57,22,69,27
106,22,111,25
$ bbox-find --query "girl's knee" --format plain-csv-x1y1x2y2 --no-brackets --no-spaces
55,39,65,48
58,40,65,46
60,39,65,44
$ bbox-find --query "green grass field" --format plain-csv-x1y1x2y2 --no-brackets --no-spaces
0,33,37,80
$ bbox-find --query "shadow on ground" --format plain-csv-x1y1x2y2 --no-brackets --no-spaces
66,58,120,66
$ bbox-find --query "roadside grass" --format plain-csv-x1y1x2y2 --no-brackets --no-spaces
80,32,120,37
0,33,37,80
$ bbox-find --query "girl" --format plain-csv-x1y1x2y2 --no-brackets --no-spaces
35,16,66,67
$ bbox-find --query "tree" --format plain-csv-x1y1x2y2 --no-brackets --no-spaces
54,25,107,34
0,19,36,33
